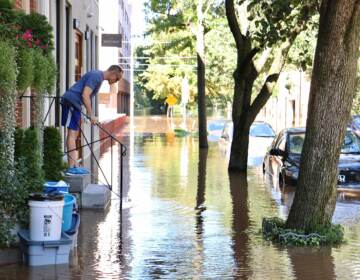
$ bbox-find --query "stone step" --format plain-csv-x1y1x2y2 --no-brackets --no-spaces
81,184,111,209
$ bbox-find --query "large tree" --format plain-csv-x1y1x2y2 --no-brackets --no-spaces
142,1,235,147
225,0,318,172
286,0,360,231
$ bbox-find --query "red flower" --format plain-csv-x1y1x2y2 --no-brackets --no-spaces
26,41,32,48
35,39,40,45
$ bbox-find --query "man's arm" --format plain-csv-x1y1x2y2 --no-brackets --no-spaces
82,86,98,124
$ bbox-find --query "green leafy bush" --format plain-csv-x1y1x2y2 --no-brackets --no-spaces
22,127,44,193
32,49,48,93
16,12,54,53
45,54,57,94
262,217,344,246
16,48,34,93
43,127,65,181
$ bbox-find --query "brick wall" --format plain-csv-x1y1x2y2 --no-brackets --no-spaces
14,0,22,9
15,100,23,127
30,0,36,12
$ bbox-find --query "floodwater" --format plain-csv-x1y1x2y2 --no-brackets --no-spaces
2,116,360,279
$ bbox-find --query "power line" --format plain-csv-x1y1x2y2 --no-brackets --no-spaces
119,56,197,60
119,63,197,67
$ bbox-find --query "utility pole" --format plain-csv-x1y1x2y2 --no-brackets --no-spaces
197,0,208,149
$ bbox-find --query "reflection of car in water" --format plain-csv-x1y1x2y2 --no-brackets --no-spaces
219,121,276,166
207,119,228,142
263,128,360,197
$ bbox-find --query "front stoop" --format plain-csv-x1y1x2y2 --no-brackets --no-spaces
82,184,111,209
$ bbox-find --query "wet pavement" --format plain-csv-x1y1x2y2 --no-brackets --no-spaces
2,116,360,279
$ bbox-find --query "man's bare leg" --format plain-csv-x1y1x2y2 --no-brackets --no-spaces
67,128,78,167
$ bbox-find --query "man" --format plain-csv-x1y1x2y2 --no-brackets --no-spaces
61,65,123,167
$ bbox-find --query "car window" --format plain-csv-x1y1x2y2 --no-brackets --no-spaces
289,134,305,154
352,117,360,130
250,123,276,137
275,135,286,151
341,131,360,153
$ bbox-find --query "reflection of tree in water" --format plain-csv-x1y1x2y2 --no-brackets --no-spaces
287,247,336,280
194,149,208,276
229,173,251,279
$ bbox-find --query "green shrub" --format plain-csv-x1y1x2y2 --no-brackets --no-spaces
23,127,44,193
16,48,34,93
32,49,48,93
14,127,25,160
17,12,54,54
0,41,17,171
45,54,57,94
262,217,344,246
43,127,65,181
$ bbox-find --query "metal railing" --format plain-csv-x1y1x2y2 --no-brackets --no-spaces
20,94,127,219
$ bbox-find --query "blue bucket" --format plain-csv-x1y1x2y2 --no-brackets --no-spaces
62,194,76,232
44,181,69,194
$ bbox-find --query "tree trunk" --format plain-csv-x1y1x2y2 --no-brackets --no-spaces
197,0,208,149
229,116,251,172
286,0,360,231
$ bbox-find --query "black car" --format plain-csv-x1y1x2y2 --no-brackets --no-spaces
349,115,360,138
263,128,360,194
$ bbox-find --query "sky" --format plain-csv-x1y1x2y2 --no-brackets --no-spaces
130,0,147,37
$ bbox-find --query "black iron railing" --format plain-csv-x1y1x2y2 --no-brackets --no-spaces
20,95,127,218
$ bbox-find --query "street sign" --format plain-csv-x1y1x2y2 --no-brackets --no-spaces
101,34,122,47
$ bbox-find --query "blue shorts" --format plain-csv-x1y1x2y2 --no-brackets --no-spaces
61,103,81,131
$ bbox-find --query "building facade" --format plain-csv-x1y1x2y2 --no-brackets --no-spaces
99,0,131,117
15,0,101,174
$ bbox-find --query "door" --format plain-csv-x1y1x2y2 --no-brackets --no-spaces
75,31,83,162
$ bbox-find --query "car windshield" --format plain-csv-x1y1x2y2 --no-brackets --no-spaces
288,131,360,154
250,123,275,137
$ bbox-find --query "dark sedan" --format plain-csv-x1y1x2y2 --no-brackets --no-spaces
263,128,360,196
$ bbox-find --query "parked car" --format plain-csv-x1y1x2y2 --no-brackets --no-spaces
219,121,276,166
263,127,360,195
349,115,360,138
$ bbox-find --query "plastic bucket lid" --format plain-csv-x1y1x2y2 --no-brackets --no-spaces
29,193,64,201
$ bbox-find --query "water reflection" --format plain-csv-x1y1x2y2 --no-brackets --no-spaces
287,247,336,280
229,173,251,279
4,116,360,279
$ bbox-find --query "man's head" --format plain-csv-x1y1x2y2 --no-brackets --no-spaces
106,65,123,84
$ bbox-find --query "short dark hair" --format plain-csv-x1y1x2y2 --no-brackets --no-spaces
108,65,123,74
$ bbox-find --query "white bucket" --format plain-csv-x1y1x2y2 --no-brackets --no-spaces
28,197,64,241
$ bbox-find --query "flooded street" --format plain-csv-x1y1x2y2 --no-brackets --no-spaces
2,116,360,279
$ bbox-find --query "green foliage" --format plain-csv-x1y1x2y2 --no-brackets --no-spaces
0,41,17,95
262,217,344,246
32,49,48,93
141,0,234,107
245,0,319,48
14,127,25,160
45,54,56,94
16,12,54,53
22,127,44,193
43,127,65,181
16,47,34,93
